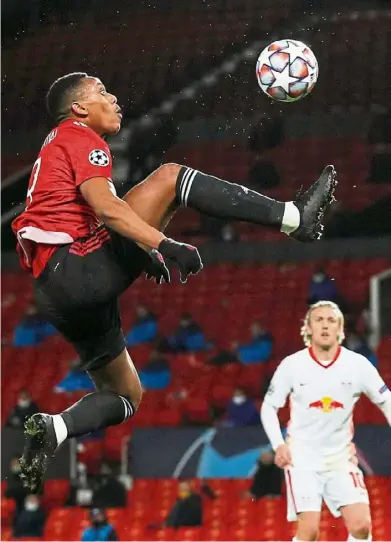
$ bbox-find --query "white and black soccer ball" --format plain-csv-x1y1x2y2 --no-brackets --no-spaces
89,149,110,167
256,39,319,102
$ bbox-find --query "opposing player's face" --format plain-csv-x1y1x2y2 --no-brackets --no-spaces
76,77,122,135
307,306,342,349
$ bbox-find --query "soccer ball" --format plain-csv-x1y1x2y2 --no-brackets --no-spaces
256,39,318,102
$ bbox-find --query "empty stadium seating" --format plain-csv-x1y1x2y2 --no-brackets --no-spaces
1,476,389,541
2,0,296,129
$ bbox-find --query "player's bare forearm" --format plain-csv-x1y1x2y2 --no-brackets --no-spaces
98,198,165,249
80,176,165,249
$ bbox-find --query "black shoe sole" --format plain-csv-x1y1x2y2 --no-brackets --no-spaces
292,165,337,242
19,414,56,495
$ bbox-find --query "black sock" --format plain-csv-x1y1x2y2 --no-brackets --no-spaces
175,166,286,228
60,391,134,438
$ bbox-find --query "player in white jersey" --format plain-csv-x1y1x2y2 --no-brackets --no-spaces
260,301,391,542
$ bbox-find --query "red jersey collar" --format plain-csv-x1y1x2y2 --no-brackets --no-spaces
308,345,341,369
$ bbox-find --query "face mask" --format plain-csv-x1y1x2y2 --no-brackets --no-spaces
233,395,246,405
18,399,31,408
25,502,39,512
93,519,106,527
313,273,324,283
11,465,21,474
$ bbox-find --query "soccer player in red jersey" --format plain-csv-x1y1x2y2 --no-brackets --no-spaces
12,72,337,493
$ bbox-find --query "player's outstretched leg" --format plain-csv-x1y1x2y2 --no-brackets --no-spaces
123,163,337,243
175,165,337,242
20,350,141,494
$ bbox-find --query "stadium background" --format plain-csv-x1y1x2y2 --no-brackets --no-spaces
1,0,391,540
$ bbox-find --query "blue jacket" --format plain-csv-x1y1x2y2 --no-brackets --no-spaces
81,524,118,541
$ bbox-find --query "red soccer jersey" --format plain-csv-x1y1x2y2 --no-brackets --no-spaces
12,120,113,277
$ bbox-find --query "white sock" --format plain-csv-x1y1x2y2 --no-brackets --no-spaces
293,538,306,542
52,414,68,447
347,535,372,541
281,201,300,234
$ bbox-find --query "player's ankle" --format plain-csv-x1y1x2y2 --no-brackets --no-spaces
281,201,300,234
52,414,68,447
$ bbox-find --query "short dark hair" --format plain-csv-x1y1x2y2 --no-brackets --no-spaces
46,72,88,123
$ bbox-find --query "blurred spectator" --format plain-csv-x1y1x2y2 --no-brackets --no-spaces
66,462,94,507
163,313,207,353
235,322,273,364
219,223,240,243
244,451,282,500
207,348,239,366
223,388,260,428
13,303,56,347
93,462,127,508
345,332,378,367
55,359,95,393
139,350,171,390
5,456,29,514
125,305,157,346
165,481,203,528
82,508,118,541
6,389,39,429
307,269,340,305
12,495,46,539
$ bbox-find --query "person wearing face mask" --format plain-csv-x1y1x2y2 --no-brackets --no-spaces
12,495,46,538
5,456,29,514
223,388,260,428
92,462,126,508
6,389,39,429
81,508,118,541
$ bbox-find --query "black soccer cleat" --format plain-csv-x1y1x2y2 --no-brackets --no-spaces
291,165,337,242
19,413,58,495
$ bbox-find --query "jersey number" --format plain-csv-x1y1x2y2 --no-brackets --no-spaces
349,471,366,490
26,157,42,210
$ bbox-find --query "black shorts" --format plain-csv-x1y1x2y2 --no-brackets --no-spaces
33,226,150,372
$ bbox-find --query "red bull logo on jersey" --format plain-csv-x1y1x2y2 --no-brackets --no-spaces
308,396,344,413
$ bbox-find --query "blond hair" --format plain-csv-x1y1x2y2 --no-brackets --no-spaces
300,301,345,347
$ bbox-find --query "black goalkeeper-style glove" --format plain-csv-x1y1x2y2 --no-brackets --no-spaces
147,249,171,284
158,238,203,283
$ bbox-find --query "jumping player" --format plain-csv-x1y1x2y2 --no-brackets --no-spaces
12,72,337,493
261,301,391,542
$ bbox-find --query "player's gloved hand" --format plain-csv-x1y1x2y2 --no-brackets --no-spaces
158,238,203,283
148,249,171,284
274,443,292,469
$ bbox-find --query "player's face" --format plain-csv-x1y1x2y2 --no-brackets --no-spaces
307,306,342,349
75,77,122,135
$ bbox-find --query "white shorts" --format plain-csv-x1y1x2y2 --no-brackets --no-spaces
285,465,370,522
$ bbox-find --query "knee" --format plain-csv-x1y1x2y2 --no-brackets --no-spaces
296,527,319,542
297,518,319,541
156,162,181,183
349,518,371,539
126,380,143,412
